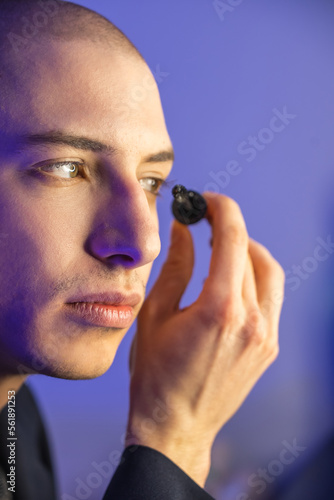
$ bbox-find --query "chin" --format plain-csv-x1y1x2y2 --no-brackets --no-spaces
41,355,116,381
28,335,120,380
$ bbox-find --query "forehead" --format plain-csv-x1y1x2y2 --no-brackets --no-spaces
3,38,172,156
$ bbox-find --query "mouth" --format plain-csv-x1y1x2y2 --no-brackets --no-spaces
65,292,142,328
65,302,135,328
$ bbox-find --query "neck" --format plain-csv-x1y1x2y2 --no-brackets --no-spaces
0,375,28,412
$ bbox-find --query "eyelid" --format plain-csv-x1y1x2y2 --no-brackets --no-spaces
32,157,85,169
151,178,175,197
32,160,85,183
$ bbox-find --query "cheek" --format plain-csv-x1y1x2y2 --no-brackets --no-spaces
0,191,88,363
0,189,85,307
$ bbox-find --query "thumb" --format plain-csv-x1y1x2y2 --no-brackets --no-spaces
147,219,194,317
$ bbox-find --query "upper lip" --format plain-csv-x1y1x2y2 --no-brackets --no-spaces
66,291,142,307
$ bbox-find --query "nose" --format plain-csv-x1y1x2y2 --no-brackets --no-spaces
87,178,161,268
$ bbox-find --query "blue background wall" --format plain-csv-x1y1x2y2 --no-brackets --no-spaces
27,1,334,498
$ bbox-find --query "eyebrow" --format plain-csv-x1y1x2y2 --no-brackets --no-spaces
17,131,175,164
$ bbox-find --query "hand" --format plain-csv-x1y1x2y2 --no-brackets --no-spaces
125,192,285,487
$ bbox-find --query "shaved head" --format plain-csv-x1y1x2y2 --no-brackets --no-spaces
0,0,144,130
0,0,142,52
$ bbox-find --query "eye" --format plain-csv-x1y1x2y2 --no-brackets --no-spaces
36,161,84,179
139,177,175,197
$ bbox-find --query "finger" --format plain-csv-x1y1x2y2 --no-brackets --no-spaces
208,237,258,306
242,253,258,307
248,238,285,330
197,193,249,305
145,219,194,320
207,238,258,307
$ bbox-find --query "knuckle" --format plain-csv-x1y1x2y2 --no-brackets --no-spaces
261,298,274,319
220,295,243,324
196,304,221,328
242,308,266,344
196,294,242,328
223,223,248,247
248,326,266,346
246,307,264,330
195,305,218,329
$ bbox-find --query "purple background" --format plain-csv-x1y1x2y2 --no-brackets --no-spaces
26,1,334,498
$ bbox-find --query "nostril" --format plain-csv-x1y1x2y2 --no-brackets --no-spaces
87,224,155,266
110,255,133,263
106,251,141,267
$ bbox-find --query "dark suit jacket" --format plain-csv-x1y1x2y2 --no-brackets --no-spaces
0,383,214,500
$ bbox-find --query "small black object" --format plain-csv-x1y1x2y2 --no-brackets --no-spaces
171,184,207,225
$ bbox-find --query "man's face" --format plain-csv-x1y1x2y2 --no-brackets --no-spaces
0,39,173,379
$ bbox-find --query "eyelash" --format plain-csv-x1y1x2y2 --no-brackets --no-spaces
34,161,174,197
140,177,175,198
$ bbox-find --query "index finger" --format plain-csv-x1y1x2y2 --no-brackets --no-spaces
196,192,249,307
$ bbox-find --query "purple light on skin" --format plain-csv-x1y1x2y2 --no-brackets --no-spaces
1,0,333,495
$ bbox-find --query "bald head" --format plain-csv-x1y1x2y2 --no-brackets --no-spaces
0,0,145,128
0,0,142,55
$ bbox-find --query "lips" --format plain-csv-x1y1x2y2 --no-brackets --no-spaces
65,291,142,329
66,291,142,307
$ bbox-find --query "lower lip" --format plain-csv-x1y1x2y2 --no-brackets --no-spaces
66,302,134,328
